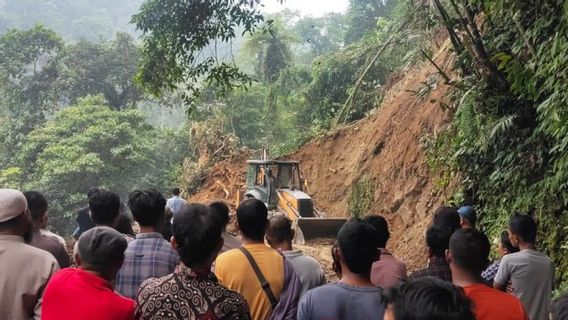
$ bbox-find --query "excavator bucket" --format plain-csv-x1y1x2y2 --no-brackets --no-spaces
296,217,347,242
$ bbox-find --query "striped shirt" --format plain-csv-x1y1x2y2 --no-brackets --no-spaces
116,232,179,299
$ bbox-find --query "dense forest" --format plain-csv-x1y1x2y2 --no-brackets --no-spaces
2,0,568,292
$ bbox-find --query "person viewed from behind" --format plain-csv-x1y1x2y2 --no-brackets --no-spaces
481,230,519,286
551,293,568,320
448,228,527,320
73,187,98,239
410,224,453,282
24,191,70,268
116,189,179,299
266,215,326,296
89,189,133,242
210,201,241,254
166,187,187,215
215,198,301,320
364,215,407,289
42,227,134,320
458,206,477,229
0,189,59,320
297,218,384,320
160,207,174,241
432,206,461,233
494,214,554,320
382,277,475,320
136,203,251,319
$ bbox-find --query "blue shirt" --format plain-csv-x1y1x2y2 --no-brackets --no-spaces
115,232,179,299
297,282,384,320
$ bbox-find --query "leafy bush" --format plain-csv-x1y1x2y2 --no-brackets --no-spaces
347,175,375,218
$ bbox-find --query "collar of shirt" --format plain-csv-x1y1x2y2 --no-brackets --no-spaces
176,263,218,282
75,268,114,291
428,256,448,267
135,232,165,240
0,234,24,242
282,249,303,258
379,248,392,255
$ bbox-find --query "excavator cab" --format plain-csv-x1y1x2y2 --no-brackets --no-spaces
245,159,346,243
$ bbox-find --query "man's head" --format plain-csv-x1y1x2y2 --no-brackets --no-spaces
426,224,453,258
432,206,460,233
209,201,230,229
363,215,390,248
75,226,127,280
128,189,166,228
508,213,537,247
172,203,223,268
551,294,568,320
448,229,490,277
334,218,378,277
0,189,31,239
457,206,476,229
236,199,268,242
266,215,294,249
383,277,475,320
88,189,121,227
23,191,48,229
498,230,518,257
172,187,180,196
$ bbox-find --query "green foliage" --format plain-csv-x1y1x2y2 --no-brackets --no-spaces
347,175,375,218
132,0,275,107
428,0,568,287
20,97,187,234
344,0,397,44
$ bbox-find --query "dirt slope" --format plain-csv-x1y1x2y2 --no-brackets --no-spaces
189,39,455,271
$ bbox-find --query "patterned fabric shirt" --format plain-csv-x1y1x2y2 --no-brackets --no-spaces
410,256,452,282
136,263,251,320
116,232,179,299
481,261,500,284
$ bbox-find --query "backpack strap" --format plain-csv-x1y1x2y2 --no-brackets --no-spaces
239,247,279,309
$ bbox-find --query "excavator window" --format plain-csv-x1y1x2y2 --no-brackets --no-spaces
255,166,266,187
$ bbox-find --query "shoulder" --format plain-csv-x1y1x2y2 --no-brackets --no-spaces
140,273,175,291
217,248,243,262
410,267,428,279
25,243,59,264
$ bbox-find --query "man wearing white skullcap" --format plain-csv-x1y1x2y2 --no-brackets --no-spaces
0,189,59,320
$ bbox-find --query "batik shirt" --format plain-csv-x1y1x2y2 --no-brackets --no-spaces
136,263,251,320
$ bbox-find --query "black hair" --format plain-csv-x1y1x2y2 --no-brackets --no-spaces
86,187,100,198
236,199,268,241
449,229,490,275
128,189,166,227
209,201,230,227
88,189,121,226
173,203,223,267
433,206,460,233
363,215,390,248
267,215,293,243
551,293,568,320
500,230,519,254
509,213,537,243
337,218,378,275
172,187,181,196
115,214,135,237
23,191,48,221
426,224,453,258
383,277,475,320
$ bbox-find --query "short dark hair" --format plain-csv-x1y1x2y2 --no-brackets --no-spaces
236,199,268,241
86,187,100,198
363,215,390,248
433,206,460,232
172,188,180,196
449,229,490,275
89,189,121,226
500,230,519,253
426,224,453,257
23,191,48,221
128,189,166,227
337,218,378,275
383,277,475,320
509,213,537,243
267,215,293,243
209,201,230,227
551,293,568,320
173,203,223,267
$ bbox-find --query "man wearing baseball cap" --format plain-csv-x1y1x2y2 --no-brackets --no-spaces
458,206,477,229
0,189,59,320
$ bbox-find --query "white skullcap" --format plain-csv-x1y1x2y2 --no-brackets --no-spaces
0,189,27,222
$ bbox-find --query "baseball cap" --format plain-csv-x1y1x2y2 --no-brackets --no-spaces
458,206,476,223
77,226,127,266
0,189,28,222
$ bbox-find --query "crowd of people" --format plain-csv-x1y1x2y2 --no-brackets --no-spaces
0,187,566,320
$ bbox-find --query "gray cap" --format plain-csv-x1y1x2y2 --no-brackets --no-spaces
77,226,127,266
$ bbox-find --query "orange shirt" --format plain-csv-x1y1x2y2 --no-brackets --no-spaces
463,284,528,320
215,244,284,320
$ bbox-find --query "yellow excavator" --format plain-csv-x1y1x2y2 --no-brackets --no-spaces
243,153,346,244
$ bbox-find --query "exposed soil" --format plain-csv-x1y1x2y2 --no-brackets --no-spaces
188,35,457,273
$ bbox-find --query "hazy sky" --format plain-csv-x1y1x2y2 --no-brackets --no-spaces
261,0,350,17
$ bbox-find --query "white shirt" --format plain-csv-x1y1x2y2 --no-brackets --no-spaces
166,196,187,215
